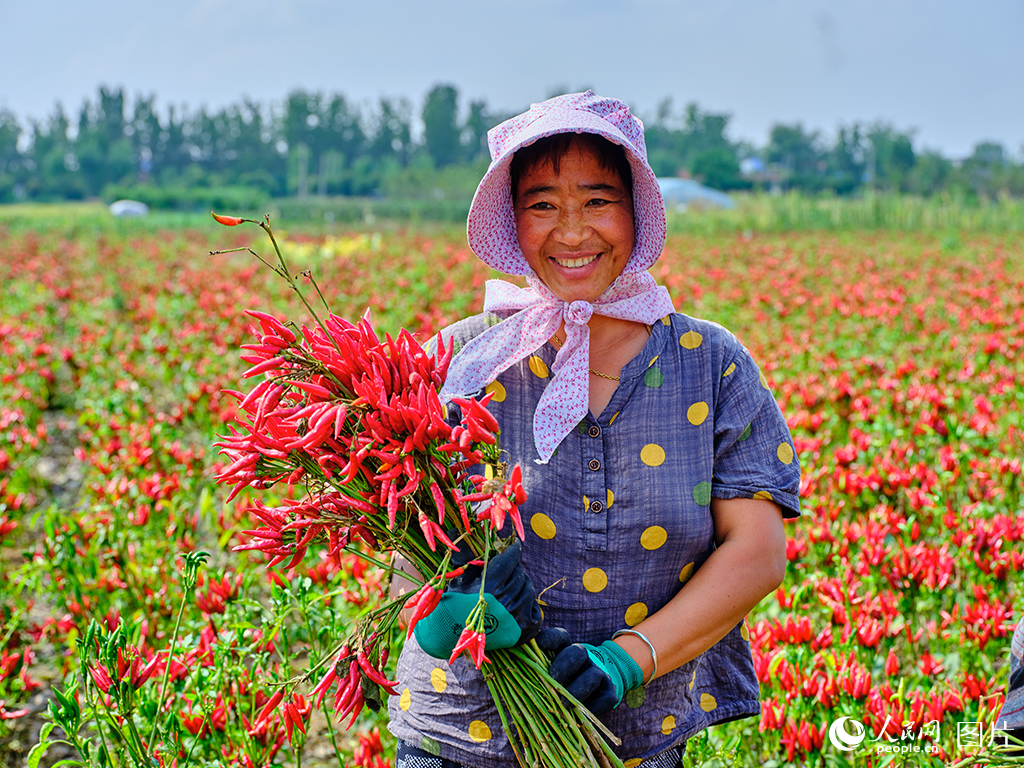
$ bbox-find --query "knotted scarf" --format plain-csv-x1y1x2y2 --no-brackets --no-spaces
440,271,676,463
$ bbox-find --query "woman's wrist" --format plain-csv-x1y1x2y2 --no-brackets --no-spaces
612,629,658,685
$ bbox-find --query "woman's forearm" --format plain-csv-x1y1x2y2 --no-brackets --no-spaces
613,498,787,681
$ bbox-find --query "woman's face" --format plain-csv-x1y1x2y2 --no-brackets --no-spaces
514,140,635,304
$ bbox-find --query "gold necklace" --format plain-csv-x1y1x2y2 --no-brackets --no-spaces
550,325,652,382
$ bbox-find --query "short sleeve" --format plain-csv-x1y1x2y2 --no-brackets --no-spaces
711,342,801,518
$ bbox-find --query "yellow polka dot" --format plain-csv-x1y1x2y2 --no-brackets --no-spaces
624,760,643,768
484,463,494,480
777,443,794,465
722,362,736,377
758,370,769,389
753,490,774,501
679,562,694,584
625,603,648,626
687,401,709,425
689,669,696,691
610,411,620,425
680,331,703,349
606,489,614,508
741,620,750,641
430,668,447,693
700,693,718,712
641,526,667,550
583,495,590,512
468,720,492,742
583,568,608,593
648,355,659,367
485,380,506,402
531,513,557,540
528,355,549,378
399,689,411,711
661,715,676,735
441,404,448,419
641,444,665,466
660,316,671,326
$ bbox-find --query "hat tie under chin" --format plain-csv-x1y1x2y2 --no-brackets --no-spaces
440,272,675,463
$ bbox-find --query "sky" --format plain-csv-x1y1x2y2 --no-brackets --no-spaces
2,0,1022,160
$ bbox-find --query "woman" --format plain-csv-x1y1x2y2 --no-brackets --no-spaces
388,91,801,768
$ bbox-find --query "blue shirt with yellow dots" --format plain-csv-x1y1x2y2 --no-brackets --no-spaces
388,311,802,767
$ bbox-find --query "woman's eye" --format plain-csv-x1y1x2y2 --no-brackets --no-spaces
528,201,554,210
587,198,611,207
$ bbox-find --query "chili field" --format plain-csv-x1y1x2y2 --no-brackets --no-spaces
0,216,1021,767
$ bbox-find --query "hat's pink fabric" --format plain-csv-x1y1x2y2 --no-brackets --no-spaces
441,271,676,463
467,91,666,276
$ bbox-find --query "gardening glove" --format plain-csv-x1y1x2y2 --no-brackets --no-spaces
414,539,542,660
537,627,644,715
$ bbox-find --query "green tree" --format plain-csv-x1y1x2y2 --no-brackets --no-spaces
462,98,490,163
907,150,952,196
766,123,826,191
422,84,461,168
865,124,916,192
825,124,867,195
690,147,746,190
958,141,1008,197
646,100,739,180
0,109,23,202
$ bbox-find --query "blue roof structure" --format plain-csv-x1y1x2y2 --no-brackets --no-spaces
657,178,736,211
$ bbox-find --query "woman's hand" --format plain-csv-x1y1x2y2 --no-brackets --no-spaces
537,628,643,715
412,540,543,659
612,497,787,682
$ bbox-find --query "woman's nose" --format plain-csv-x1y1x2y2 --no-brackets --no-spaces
554,206,589,244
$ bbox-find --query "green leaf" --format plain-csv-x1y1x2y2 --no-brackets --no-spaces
40,722,56,742
27,741,50,768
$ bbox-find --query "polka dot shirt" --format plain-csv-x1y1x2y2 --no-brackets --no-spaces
388,312,802,767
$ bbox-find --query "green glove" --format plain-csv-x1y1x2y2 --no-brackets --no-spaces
538,628,644,714
413,540,542,660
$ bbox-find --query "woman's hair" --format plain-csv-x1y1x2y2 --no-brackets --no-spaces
509,133,634,203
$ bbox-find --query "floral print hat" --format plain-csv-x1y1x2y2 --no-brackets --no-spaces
466,90,667,276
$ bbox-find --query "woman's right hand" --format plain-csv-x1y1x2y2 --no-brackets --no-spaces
412,540,543,659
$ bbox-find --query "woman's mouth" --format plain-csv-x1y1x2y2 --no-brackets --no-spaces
553,253,598,269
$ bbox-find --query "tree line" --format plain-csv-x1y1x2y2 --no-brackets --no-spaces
1,84,1021,207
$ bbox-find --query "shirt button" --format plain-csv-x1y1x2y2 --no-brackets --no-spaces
588,425,601,438
590,500,604,513
588,459,601,471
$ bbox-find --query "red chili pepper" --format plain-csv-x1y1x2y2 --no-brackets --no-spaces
245,310,297,342
242,355,285,379
256,689,284,724
357,652,399,696
286,379,333,400
430,482,446,526
418,512,437,552
212,211,244,226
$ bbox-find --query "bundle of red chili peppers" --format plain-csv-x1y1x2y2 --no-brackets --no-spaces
212,213,625,768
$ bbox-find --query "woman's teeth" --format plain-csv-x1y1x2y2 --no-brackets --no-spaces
555,254,597,269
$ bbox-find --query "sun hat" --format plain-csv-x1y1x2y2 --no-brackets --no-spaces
467,90,667,276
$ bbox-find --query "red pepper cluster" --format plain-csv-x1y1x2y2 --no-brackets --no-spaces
310,639,397,727
216,307,523,729
216,310,498,563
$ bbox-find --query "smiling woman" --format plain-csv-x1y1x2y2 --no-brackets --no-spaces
388,91,801,768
